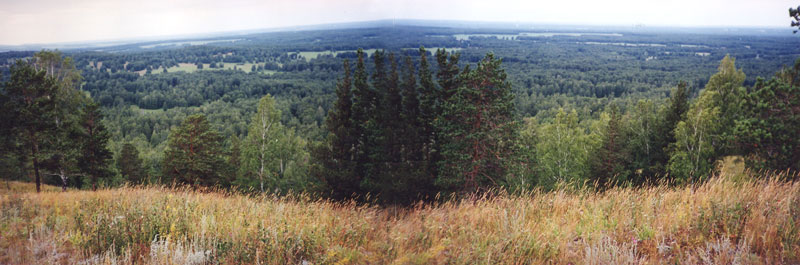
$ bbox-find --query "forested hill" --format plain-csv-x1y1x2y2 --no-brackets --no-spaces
1,23,798,191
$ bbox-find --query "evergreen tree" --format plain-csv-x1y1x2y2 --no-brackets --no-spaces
117,143,146,184
77,101,113,190
2,60,59,193
400,55,431,197
659,82,690,158
735,59,800,171
591,105,628,188
312,60,360,199
162,114,229,188
349,49,377,196
625,99,662,183
435,49,461,103
435,53,517,193
35,51,87,191
228,135,242,182
417,47,438,180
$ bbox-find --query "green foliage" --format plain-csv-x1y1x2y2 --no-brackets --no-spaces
624,99,663,182
508,118,538,191
590,105,629,187
702,55,746,155
668,56,745,181
1,60,59,192
117,143,146,184
162,114,230,187
239,95,310,193
77,102,114,190
312,60,359,200
734,59,800,171
435,53,518,193
668,90,721,182
534,109,598,189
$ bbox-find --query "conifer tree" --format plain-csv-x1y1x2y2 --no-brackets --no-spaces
117,143,146,184
350,49,380,195
735,59,800,171
162,114,229,188
435,53,517,193
417,47,438,179
228,135,242,182
78,101,113,190
2,60,59,193
312,60,360,199
591,105,628,188
401,55,423,164
435,49,461,103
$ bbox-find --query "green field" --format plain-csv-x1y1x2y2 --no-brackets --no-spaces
136,62,271,75
294,48,463,62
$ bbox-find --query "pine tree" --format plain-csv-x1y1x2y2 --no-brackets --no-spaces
735,59,800,171
313,59,360,199
435,53,517,193
228,135,242,183
647,81,690,180
35,51,87,191
417,47,438,180
350,49,380,197
2,60,59,193
162,114,229,188
77,101,113,190
369,53,414,203
591,105,628,188
117,143,146,184
399,54,433,200
435,49,461,103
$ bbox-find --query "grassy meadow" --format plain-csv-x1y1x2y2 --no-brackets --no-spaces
1,173,799,264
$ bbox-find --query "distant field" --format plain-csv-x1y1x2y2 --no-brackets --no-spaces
451,32,624,40
293,49,378,61
294,48,462,62
1,173,798,264
139,39,242,49
135,62,270,75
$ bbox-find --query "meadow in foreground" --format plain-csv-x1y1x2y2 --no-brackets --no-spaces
1,173,798,264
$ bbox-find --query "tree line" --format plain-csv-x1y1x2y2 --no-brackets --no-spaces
1,50,798,204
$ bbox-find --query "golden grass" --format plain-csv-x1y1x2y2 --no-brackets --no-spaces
1,174,798,264
0,180,61,192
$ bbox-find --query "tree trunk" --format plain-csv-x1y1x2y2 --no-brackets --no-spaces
60,168,68,192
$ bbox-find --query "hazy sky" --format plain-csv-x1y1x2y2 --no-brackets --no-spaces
0,0,795,45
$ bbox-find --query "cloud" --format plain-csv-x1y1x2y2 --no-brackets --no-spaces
0,0,794,45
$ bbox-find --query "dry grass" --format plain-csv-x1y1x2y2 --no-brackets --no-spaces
1,173,798,264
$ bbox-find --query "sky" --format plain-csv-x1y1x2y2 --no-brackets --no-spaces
0,0,796,45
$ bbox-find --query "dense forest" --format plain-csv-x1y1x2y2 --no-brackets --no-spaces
1,24,799,203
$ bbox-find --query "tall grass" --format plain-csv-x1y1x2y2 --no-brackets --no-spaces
1,173,798,264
